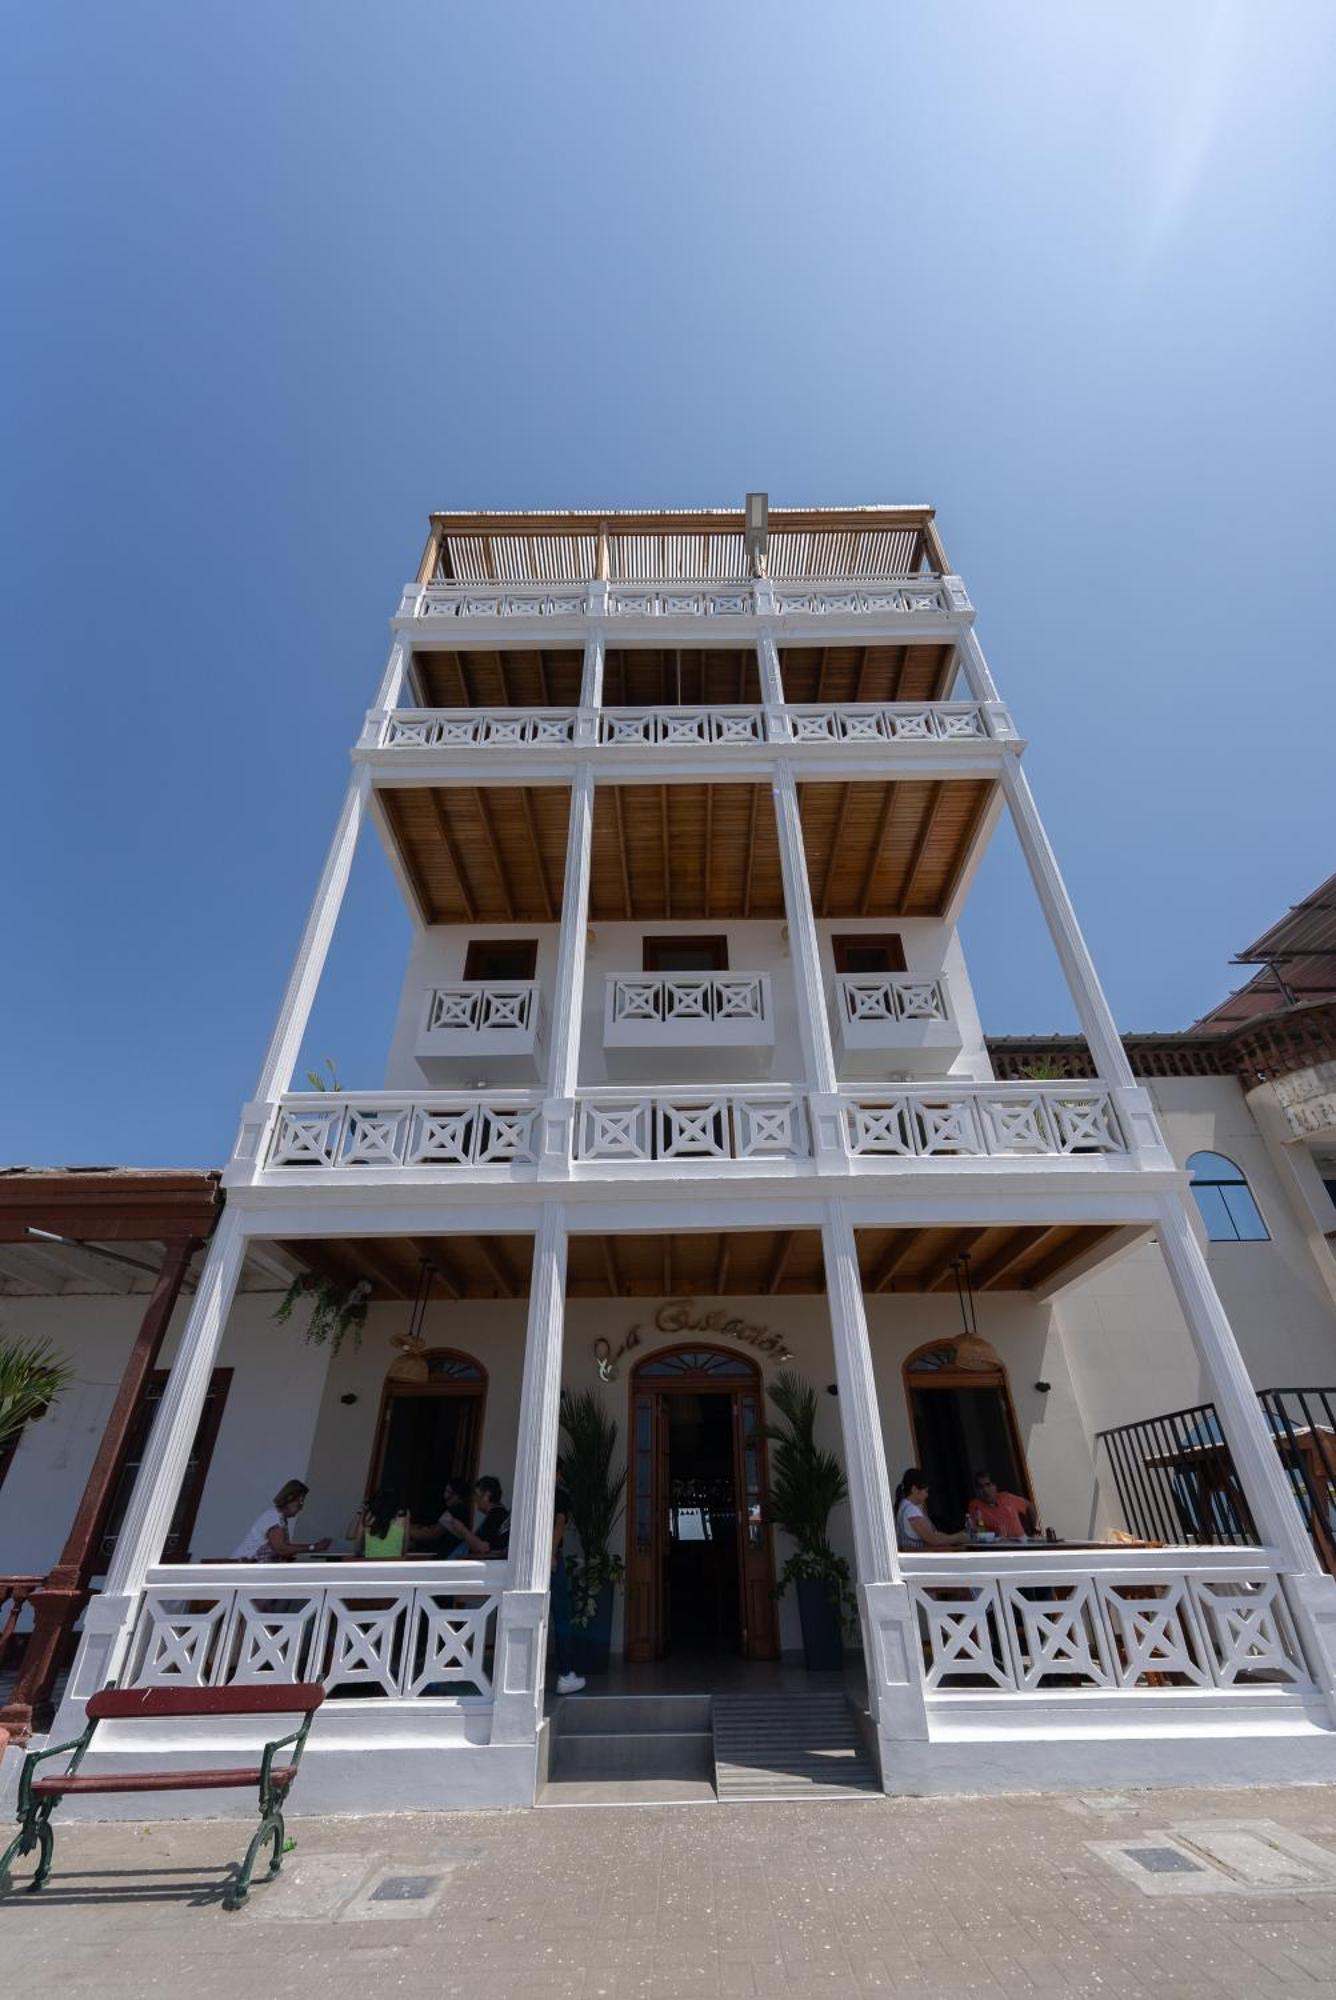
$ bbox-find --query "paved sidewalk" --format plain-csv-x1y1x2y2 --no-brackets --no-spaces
9,1784,1336,1996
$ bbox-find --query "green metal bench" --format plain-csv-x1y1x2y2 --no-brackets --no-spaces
0,1682,325,1910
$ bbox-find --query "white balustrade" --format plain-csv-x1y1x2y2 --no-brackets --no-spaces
599,707,766,746
127,1562,503,1699
844,1084,1125,1158
604,974,773,1055
410,578,955,625
902,1549,1310,1694
774,582,951,618
425,983,537,1036
266,1092,541,1170
382,709,578,747
782,702,987,743
837,974,950,1027
606,585,753,618
576,1089,809,1164
420,584,587,620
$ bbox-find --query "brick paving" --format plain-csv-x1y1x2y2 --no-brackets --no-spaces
8,1785,1336,1996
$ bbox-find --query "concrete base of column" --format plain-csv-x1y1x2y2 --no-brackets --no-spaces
490,1588,549,1745
857,1580,929,1787
1284,1571,1336,1723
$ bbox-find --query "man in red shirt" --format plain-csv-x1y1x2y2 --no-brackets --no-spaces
967,1471,1039,1539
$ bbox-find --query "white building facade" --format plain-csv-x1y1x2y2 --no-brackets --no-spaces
17,505,1336,1809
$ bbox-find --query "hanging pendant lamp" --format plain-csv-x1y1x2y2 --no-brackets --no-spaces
387,1258,434,1383
951,1252,1000,1373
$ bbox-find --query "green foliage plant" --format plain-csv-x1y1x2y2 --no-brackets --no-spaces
0,1333,74,1453
559,1388,627,1628
763,1369,856,1628
273,1273,372,1356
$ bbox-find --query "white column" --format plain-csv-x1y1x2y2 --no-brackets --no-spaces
251,768,371,1107
373,635,411,711
491,1207,568,1745
579,632,605,711
821,1206,928,1750
1154,1194,1336,1711
756,629,785,707
55,1210,248,1723
999,756,1136,1090
540,766,595,1174
772,764,843,1166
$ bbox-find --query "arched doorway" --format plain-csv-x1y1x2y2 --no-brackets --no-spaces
625,1346,778,1664
366,1350,487,1522
903,1338,1031,1532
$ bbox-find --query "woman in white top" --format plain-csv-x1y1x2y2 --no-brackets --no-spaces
895,1468,969,1551
231,1478,332,1561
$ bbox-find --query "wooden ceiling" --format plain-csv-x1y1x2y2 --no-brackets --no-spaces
590,784,783,922
380,785,571,923
279,1225,1126,1303
603,649,761,707
380,777,993,925
412,649,583,709
779,645,956,705
799,779,993,919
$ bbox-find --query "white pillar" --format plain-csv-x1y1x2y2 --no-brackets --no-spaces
579,632,604,712
772,766,843,1167
491,1207,568,1745
999,756,1136,1090
1154,1194,1336,1711
252,769,371,1106
540,767,595,1175
756,631,785,707
821,1206,928,1750
55,1211,248,1723
373,635,411,712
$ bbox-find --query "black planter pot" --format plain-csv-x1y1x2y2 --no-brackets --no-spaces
571,1583,615,1676
794,1575,845,1672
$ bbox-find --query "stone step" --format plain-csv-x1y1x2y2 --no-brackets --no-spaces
552,1729,715,1781
711,1694,880,1802
553,1693,712,1736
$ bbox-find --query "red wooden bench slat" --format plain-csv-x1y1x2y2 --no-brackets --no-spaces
86,1683,326,1721
33,1765,298,1796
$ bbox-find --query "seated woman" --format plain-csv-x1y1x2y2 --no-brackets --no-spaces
895,1468,969,1551
230,1478,332,1561
346,1485,410,1558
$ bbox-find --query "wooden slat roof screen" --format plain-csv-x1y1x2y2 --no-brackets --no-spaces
426,507,940,585
779,645,955,705
590,785,783,922
413,649,583,709
799,779,994,918
380,786,571,923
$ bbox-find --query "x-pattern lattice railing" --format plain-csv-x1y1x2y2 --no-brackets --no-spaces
383,710,578,747
575,1089,809,1164
598,707,766,745
783,703,986,742
845,1085,1125,1158
608,974,769,1027
902,1552,1310,1694
411,575,957,623
424,983,538,1035
129,1565,503,1699
266,1094,541,1170
837,974,951,1026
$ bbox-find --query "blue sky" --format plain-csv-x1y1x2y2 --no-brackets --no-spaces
4,2,1334,1167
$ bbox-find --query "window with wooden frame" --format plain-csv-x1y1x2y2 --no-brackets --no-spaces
832,933,907,975
642,935,729,973
97,1367,233,1568
463,939,538,983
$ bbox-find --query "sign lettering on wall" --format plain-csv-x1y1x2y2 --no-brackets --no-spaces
594,1298,794,1381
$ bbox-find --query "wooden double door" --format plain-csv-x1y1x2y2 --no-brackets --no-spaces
624,1346,778,1663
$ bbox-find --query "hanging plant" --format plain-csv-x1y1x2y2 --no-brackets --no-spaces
273,1273,372,1356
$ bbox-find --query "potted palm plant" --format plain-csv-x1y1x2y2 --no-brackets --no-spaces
764,1370,854,1672
559,1388,627,1676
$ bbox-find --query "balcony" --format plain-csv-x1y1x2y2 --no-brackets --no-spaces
833,973,964,1078
603,973,775,1079
415,982,543,1081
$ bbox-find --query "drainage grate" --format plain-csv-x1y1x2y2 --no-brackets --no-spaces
1124,1847,1204,1875
370,1875,442,1902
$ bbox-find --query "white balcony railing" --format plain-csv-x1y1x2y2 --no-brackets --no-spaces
604,974,773,1051
844,1084,1125,1158
599,706,766,746
127,1562,504,1700
383,709,577,748
833,975,962,1078
255,1084,1137,1176
576,1088,808,1164
782,702,987,743
409,574,963,625
420,583,588,621
266,1093,542,1171
837,974,950,1027
416,983,543,1073
901,1548,1310,1695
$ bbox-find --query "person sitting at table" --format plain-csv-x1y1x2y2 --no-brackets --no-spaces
895,1469,969,1550
346,1484,410,1558
231,1478,332,1561
409,1475,474,1555
440,1476,510,1559
967,1470,1040,1540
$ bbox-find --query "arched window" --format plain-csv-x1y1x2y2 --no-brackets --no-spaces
1187,1152,1269,1242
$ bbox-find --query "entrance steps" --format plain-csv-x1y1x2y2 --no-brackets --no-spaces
539,1689,881,1805
711,1693,881,1801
